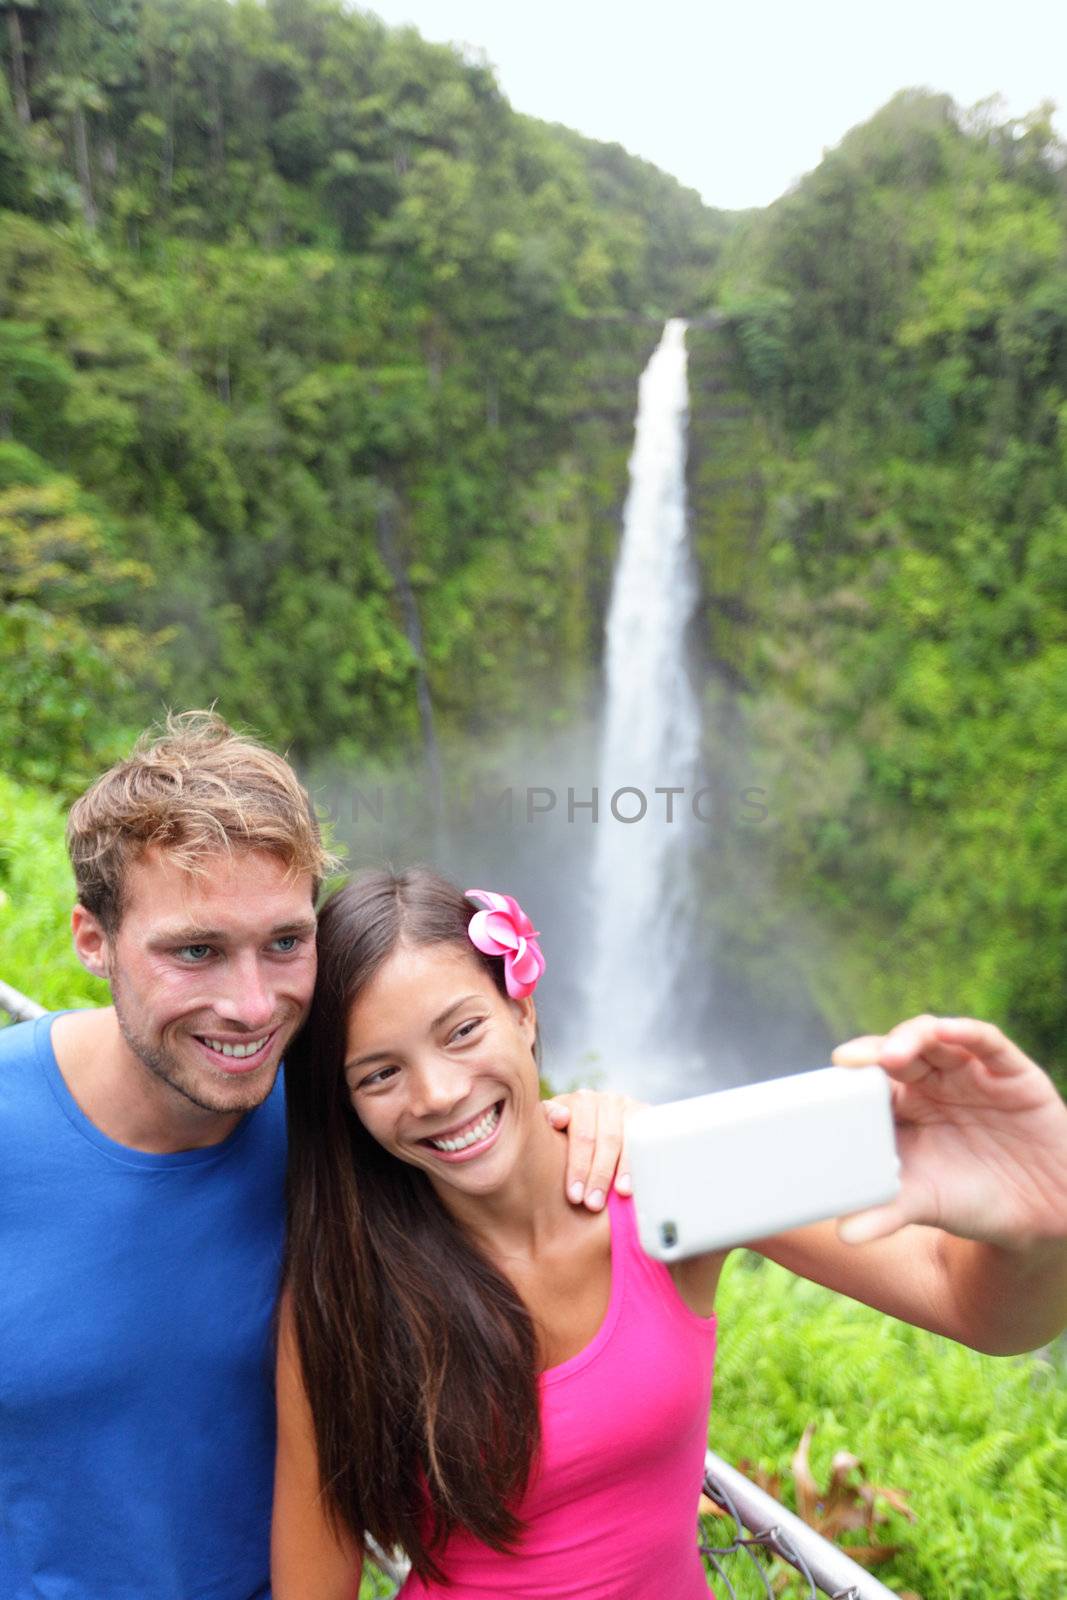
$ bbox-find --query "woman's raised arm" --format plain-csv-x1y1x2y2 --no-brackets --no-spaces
752,1015,1067,1355
272,1291,363,1600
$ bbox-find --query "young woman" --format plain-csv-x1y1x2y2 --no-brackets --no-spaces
273,868,1067,1599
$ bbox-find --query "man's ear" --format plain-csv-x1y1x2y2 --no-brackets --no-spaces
71,904,112,980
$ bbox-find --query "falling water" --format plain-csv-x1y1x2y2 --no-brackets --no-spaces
583,318,704,1096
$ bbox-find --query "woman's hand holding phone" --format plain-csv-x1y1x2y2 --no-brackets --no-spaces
831,1014,1067,1251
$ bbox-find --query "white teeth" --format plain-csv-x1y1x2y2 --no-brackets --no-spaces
203,1036,268,1059
430,1104,500,1153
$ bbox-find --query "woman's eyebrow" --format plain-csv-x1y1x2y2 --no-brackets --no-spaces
430,994,482,1030
345,996,483,1074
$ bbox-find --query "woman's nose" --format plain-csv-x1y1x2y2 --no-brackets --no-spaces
410,1056,471,1120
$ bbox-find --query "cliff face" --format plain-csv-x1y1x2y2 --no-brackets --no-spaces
685,324,770,685
683,324,847,1053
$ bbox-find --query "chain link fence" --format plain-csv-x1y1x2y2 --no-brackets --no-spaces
698,1451,900,1599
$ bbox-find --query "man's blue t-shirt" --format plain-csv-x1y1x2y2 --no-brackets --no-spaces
0,1014,287,1599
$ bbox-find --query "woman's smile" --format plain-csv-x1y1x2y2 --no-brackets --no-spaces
418,1099,505,1160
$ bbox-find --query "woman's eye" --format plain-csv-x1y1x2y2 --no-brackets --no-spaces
176,944,212,963
359,1065,399,1090
452,1019,483,1043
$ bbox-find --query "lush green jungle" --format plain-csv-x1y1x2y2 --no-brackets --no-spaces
3,5,1067,1596
0,0,726,798
3,4,1067,1093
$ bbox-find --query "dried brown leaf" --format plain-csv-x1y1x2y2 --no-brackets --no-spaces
787,1424,916,1564
735,1459,783,1499
837,1542,904,1564
791,1421,819,1523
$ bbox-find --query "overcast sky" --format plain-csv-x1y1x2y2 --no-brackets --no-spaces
365,0,1066,210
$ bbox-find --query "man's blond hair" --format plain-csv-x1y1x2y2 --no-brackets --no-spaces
66,710,338,932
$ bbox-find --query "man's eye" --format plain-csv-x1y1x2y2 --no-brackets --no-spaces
271,935,300,953
177,945,212,963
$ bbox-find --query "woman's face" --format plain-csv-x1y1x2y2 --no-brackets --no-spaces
343,940,539,1200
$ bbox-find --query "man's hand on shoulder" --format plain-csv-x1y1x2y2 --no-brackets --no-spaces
541,1089,644,1210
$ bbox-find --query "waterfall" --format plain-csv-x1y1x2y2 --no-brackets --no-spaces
583,318,704,1096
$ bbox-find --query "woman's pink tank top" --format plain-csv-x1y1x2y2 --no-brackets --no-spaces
400,1188,717,1599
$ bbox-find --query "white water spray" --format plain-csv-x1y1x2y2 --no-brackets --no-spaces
583,319,703,1094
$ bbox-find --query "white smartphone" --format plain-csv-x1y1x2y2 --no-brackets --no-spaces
626,1066,901,1261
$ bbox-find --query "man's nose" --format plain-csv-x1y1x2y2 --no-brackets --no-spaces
212,955,276,1032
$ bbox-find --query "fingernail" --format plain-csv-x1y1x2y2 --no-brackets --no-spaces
586,1189,605,1210
568,1182,584,1203
615,1173,633,1194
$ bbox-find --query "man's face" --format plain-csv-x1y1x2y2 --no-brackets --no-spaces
101,846,318,1118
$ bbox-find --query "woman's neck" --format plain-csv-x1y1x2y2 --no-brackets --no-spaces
434,1113,576,1260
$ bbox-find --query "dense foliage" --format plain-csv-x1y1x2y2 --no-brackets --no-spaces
710,1253,1067,1599
0,770,106,1008
0,0,729,799
688,91,1067,1080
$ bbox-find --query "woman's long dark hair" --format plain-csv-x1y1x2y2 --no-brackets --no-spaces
283,867,541,1581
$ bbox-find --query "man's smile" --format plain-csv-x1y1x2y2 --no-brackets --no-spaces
193,1029,279,1074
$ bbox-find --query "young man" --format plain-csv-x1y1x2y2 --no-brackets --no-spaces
0,711,626,1600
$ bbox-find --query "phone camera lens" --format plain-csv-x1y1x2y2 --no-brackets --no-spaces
660,1221,678,1250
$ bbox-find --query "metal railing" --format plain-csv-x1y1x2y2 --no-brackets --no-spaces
1,982,902,1598
700,1450,899,1599
0,977,44,1023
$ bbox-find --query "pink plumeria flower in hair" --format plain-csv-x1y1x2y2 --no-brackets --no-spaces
465,889,546,999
